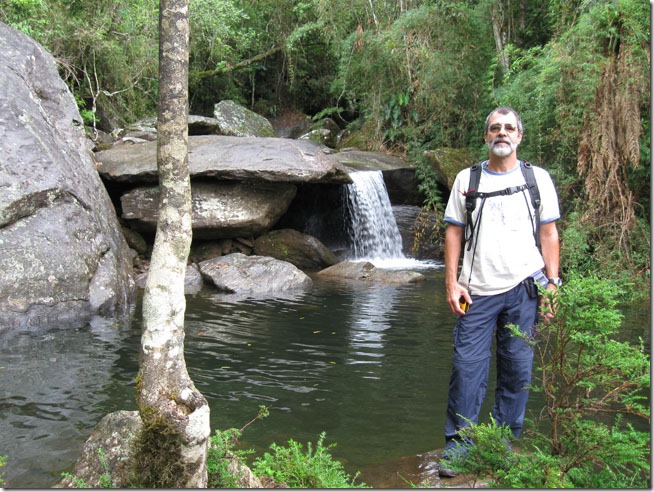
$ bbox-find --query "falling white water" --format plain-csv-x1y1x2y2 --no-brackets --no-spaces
344,171,406,261
344,171,439,270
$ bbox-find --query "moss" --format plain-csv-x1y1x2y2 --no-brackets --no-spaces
129,410,191,488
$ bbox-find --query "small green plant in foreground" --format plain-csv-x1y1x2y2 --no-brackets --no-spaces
207,427,256,488
251,431,368,488
206,404,268,488
60,447,114,488
0,454,6,486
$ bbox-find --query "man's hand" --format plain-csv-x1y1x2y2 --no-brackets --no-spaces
539,283,558,320
447,282,471,316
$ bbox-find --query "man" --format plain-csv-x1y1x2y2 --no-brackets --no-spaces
439,106,561,477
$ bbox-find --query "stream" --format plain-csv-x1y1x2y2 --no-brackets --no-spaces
1,266,649,488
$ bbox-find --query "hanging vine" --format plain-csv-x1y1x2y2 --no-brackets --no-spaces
576,42,646,262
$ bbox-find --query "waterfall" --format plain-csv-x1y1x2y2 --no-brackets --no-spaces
344,171,406,261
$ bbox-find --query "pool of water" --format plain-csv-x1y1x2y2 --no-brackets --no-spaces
0,266,649,488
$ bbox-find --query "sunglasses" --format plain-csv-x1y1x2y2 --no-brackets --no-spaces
488,123,518,133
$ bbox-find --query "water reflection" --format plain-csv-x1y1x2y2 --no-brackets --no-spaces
0,317,139,487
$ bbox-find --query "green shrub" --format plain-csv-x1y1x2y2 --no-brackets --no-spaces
448,274,650,488
0,454,6,487
206,428,255,488
251,432,368,488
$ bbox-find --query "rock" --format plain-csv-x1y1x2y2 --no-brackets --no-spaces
253,228,339,270
0,22,134,330
56,409,266,489
332,148,410,172
121,181,297,239
422,147,472,189
135,263,204,295
317,261,426,284
95,135,352,185
393,205,441,260
213,99,275,137
269,110,312,138
198,253,313,294
188,114,222,135
190,238,254,262
56,410,143,488
298,118,341,148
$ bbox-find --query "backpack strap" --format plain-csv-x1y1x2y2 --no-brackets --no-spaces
463,161,542,251
463,163,481,251
520,161,541,249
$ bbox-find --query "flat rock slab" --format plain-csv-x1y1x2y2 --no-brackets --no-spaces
121,181,297,239
317,261,426,284
95,135,352,184
199,253,313,294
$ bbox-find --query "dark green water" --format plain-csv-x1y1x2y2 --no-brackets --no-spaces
0,267,649,488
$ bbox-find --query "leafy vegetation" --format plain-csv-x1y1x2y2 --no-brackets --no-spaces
251,432,368,488
206,405,366,488
0,454,6,486
442,275,650,488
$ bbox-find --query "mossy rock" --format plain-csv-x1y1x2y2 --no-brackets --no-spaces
422,147,472,189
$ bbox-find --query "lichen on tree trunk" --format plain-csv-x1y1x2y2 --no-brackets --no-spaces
136,0,210,487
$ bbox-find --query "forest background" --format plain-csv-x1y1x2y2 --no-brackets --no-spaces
2,0,650,298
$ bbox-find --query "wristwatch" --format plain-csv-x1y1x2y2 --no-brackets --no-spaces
547,277,563,287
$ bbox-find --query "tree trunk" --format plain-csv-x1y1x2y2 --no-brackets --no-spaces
491,4,510,73
136,0,210,487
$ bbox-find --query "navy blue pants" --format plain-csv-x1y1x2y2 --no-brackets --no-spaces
444,279,539,455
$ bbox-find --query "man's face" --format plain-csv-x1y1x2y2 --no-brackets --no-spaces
484,112,523,157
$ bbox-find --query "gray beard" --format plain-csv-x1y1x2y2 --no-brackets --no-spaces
488,141,516,157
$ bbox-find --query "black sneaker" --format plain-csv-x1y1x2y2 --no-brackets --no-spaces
438,464,459,478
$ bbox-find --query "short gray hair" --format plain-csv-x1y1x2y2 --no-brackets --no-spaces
484,106,524,133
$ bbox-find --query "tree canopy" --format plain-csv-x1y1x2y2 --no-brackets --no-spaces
2,0,649,292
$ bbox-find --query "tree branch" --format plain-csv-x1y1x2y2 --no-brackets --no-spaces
196,46,282,79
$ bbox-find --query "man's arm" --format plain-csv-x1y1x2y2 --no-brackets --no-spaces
444,223,469,315
540,221,560,282
539,220,560,318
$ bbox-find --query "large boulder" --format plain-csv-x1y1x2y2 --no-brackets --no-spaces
121,181,297,239
392,205,441,260
198,253,313,294
0,22,134,330
57,410,142,488
95,135,352,185
56,410,265,489
253,228,339,270
421,147,472,189
213,99,275,137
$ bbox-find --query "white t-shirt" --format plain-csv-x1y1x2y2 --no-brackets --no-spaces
444,161,560,296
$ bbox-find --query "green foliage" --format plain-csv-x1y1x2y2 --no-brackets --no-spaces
1,0,160,124
533,275,650,424
206,428,255,488
0,454,6,486
251,432,368,488
333,2,495,152
0,0,51,42
206,404,268,488
60,472,91,488
448,417,650,488
60,448,114,488
453,274,650,488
